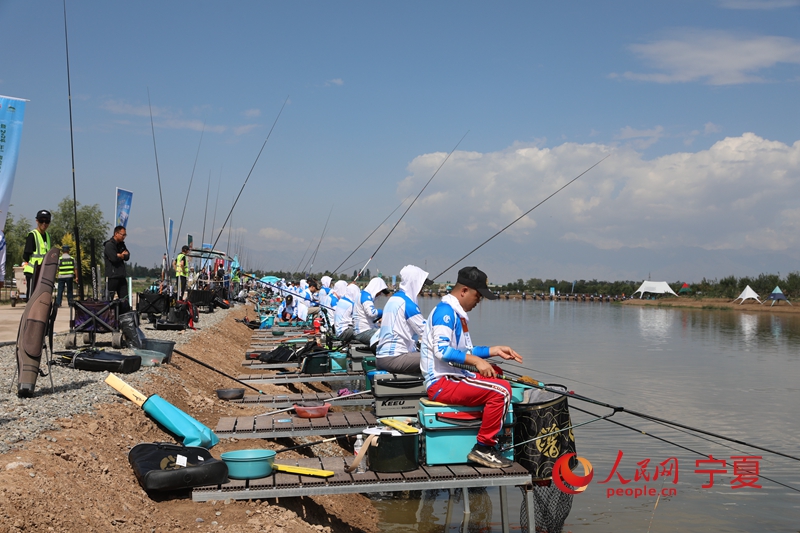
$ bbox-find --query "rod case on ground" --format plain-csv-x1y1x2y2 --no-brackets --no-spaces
128,442,228,492
72,349,142,373
16,247,60,397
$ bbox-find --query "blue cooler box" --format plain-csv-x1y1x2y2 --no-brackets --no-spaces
418,399,514,465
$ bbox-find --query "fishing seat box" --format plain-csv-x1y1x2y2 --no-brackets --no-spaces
418,399,514,465
300,352,331,374
373,374,426,417
128,442,228,492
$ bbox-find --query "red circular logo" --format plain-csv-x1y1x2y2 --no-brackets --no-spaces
552,453,593,494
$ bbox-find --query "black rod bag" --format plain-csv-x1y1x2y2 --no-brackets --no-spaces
128,442,228,491
72,350,142,373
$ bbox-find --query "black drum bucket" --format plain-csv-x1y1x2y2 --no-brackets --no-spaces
513,384,577,480
365,428,420,473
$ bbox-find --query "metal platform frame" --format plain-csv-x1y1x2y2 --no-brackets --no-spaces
192,456,534,533
237,372,364,385
241,360,301,370
215,410,378,439
231,391,374,408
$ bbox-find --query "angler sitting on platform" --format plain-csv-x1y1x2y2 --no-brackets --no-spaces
375,265,429,375
353,277,389,346
333,283,360,342
420,266,522,469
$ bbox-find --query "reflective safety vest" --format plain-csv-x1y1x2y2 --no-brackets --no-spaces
23,230,51,275
58,256,75,279
175,253,188,277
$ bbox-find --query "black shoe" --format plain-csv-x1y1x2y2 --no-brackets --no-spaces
467,444,513,469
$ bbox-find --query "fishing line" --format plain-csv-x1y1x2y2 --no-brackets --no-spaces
172,122,205,255
330,195,411,275
293,241,314,278
450,362,800,463
499,361,625,396
431,154,610,280
356,131,469,280
212,96,289,251
304,205,334,275
147,88,170,262
570,404,800,494
201,170,211,256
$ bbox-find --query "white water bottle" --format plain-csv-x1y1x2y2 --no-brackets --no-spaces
353,434,367,473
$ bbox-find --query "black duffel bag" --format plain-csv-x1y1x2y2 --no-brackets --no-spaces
72,350,142,373
128,442,228,492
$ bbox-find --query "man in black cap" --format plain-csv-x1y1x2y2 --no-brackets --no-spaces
55,244,77,307
22,209,52,294
104,225,130,304
420,266,522,468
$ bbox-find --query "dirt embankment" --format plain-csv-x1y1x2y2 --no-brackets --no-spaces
0,307,380,533
621,297,800,314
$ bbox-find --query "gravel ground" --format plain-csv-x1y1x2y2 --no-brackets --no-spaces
0,306,233,454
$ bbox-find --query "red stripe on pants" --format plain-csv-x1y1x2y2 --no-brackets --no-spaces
428,375,511,447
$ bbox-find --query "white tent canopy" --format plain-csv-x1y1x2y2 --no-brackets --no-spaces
633,281,679,298
733,285,761,304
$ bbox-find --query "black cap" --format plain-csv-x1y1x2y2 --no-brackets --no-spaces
36,210,51,222
62,244,71,250
457,266,497,300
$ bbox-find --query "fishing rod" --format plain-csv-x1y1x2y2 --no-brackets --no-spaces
62,0,84,300
292,241,313,279
211,96,289,251
498,360,624,396
431,154,610,280
172,348,267,395
451,362,800,463
570,404,800,495
356,132,468,281
330,195,411,275
304,205,334,275
172,123,205,256
147,88,171,265
210,168,222,250
201,171,210,256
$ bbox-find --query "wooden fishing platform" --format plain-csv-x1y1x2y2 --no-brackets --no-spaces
192,457,533,532
230,391,374,408
215,411,378,439
237,372,365,385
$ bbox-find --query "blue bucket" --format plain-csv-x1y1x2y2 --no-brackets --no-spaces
221,449,276,479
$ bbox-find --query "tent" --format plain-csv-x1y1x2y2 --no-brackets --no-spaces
763,286,792,306
678,283,692,294
733,285,761,304
632,281,679,299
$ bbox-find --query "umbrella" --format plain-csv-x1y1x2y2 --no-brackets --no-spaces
260,276,280,284
105,374,219,448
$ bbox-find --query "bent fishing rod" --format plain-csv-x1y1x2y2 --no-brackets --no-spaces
450,362,800,463
330,195,410,275
172,122,205,256
148,88,171,265
304,205,334,275
211,95,289,251
356,131,469,281
431,154,610,280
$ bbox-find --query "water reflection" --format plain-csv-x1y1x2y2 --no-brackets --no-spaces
636,308,673,347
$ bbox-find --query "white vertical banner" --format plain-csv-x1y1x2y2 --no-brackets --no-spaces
0,95,28,278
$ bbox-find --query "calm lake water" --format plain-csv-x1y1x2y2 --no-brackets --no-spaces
373,298,800,532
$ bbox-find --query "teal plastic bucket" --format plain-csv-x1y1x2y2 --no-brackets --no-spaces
329,352,348,373
221,449,276,479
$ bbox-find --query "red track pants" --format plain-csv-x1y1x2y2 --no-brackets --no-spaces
427,373,511,447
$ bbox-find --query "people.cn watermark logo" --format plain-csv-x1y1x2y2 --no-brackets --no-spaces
552,452,594,495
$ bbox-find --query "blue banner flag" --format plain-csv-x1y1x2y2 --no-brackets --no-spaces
115,188,133,228
0,96,27,230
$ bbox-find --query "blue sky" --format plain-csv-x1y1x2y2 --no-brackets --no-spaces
1,0,799,283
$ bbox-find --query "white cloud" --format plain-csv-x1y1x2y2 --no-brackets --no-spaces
616,29,800,85
704,122,722,134
325,78,344,87
616,126,664,149
258,227,304,243
233,124,259,136
398,133,800,260
718,0,800,9
243,108,261,118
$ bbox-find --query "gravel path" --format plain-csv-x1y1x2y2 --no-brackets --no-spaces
0,307,233,454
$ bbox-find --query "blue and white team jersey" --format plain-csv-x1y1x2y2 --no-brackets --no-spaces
333,297,355,334
420,298,491,390
376,291,425,358
318,286,332,309
354,290,382,333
